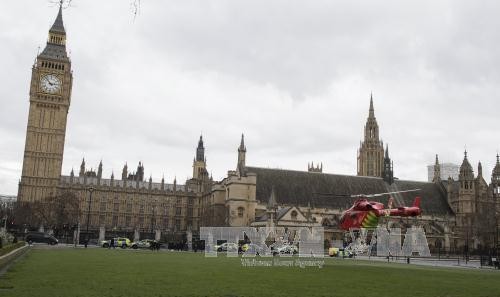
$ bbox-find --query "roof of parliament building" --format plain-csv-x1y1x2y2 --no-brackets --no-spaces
246,166,453,216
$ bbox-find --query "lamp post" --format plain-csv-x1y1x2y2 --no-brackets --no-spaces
85,187,95,248
151,202,156,238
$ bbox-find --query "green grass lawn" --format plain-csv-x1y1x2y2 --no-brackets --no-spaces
1,248,499,297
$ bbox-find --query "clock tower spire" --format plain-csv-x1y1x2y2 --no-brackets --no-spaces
18,6,73,203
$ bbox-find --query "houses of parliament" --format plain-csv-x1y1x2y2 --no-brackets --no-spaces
17,7,500,251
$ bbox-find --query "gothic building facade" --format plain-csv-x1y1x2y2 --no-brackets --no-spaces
17,8,499,250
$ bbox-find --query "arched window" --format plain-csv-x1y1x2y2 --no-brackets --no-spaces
237,207,244,218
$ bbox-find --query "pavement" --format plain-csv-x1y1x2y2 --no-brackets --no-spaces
353,255,494,270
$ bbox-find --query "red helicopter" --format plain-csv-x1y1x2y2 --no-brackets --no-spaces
339,189,422,231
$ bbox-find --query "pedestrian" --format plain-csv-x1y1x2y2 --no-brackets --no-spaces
110,238,114,249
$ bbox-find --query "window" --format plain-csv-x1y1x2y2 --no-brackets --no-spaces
113,202,119,212
126,203,132,212
112,216,118,227
138,216,144,228
291,210,298,220
163,217,169,229
175,219,181,231
237,207,244,218
176,207,182,216
139,204,144,213
125,216,131,227
99,215,105,225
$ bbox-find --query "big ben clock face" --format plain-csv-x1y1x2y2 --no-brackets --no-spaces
40,74,62,94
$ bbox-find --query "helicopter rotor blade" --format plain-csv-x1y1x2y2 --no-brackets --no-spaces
350,189,421,198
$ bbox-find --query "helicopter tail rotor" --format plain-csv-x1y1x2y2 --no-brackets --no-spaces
412,197,421,208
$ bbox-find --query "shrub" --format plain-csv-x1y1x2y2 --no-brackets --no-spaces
0,242,26,257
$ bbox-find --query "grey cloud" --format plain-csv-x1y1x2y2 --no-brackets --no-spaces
0,1,499,195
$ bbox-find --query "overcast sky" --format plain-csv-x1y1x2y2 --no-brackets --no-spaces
1,0,499,195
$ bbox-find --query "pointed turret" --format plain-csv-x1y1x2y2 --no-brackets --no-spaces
494,153,500,174
266,186,278,228
369,92,375,118
136,162,144,181
97,160,103,179
70,168,74,177
40,5,68,59
382,144,394,184
365,94,379,140
459,150,474,180
122,162,128,180
237,134,246,175
459,150,475,193
50,5,65,35
478,161,483,178
79,158,85,177
161,175,165,190
239,134,246,152
196,135,205,162
267,186,277,210
193,135,208,180
492,154,500,184
433,154,441,182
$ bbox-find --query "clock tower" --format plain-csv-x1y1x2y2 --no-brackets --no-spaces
18,6,73,203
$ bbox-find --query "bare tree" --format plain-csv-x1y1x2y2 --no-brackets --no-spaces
15,192,81,236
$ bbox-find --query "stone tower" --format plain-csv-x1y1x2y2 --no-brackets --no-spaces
457,151,475,227
237,134,246,175
381,144,394,184
492,154,500,219
192,135,208,180
492,154,500,196
18,6,73,203
357,94,385,177
432,154,441,183
266,187,278,228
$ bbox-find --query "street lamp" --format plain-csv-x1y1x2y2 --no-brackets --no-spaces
151,202,156,237
84,186,95,248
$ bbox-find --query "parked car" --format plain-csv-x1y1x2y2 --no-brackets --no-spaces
214,242,238,252
25,232,58,245
328,247,354,258
273,244,298,256
241,243,265,255
131,239,155,249
101,237,132,248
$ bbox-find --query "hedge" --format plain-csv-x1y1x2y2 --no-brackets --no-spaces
0,242,26,257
